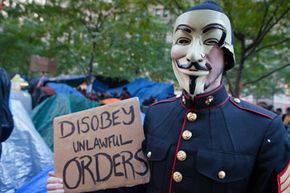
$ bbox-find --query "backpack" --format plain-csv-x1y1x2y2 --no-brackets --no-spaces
0,67,14,156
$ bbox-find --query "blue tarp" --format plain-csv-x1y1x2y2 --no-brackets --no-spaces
14,165,53,193
1,100,53,193
47,82,83,97
101,78,175,104
92,79,110,92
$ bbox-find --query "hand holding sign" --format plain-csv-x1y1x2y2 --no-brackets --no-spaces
53,98,150,192
47,171,64,193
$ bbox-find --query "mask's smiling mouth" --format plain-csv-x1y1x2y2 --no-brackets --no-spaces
175,59,212,75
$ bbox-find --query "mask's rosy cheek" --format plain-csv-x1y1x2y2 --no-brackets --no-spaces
171,45,183,59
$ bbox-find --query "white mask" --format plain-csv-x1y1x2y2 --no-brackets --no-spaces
171,7,234,95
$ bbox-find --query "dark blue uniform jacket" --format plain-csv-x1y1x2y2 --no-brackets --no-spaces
142,84,289,193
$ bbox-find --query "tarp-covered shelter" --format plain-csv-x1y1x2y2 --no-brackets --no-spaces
0,100,53,193
104,78,175,104
47,82,83,97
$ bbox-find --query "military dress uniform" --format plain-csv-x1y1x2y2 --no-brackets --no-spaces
143,83,290,193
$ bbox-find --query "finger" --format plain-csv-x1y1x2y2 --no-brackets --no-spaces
47,189,65,193
47,183,64,190
48,171,56,177
47,176,63,184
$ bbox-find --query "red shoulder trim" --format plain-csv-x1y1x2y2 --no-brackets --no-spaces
278,161,290,193
150,96,179,106
230,97,273,120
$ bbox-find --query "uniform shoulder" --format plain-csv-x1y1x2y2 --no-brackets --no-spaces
150,96,179,107
229,97,277,120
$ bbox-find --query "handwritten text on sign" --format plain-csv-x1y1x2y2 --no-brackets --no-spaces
53,98,150,192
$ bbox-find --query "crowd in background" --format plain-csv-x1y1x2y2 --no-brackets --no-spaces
257,101,290,130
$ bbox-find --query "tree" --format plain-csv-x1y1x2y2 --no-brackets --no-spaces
0,0,172,81
0,0,289,98
156,0,290,97
222,0,289,97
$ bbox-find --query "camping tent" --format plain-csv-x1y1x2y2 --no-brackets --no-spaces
31,93,100,150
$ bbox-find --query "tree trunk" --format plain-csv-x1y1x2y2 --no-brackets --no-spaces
88,40,96,84
233,34,246,98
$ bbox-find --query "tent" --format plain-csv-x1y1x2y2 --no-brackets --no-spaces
31,93,100,150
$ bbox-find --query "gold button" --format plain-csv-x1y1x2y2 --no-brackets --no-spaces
146,151,152,158
176,150,187,161
233,98,241,103
173,171,183,183
218,170,226,179
182,130,192,140
187,112,197,121
205,95,214,105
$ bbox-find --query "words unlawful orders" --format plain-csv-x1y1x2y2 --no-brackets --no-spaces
53,98,150,192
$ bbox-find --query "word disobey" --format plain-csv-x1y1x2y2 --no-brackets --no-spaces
58,105,135,139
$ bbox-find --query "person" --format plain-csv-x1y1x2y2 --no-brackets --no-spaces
120,87,131,100
283,107,290,129
142,96,157,106
0,67,14,158
257,101,269,110
36,71,47,88
276,108,282,116
47,1,289,193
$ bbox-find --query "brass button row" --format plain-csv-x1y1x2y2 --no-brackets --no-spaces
173,170,226,183
173,112,197,183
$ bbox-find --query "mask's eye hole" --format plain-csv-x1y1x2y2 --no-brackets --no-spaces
203,38,219,46
176,38,191,45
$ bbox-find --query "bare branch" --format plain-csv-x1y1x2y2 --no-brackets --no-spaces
254,38,290,53
243,63,290,85
245,1,289,55
255,0,270,40
244,10,289,60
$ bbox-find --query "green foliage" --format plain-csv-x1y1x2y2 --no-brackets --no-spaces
0,0,289,97
0,0,172,81
221,0,290,97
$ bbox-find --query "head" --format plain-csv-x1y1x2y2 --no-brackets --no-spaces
287,107,290,115
171,1,235,95
276,108,282,115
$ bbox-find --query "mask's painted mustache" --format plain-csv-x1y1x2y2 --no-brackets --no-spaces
177,61,212,71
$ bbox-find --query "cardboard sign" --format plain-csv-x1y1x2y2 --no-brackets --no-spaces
53,98,150,192
30,55,57,73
